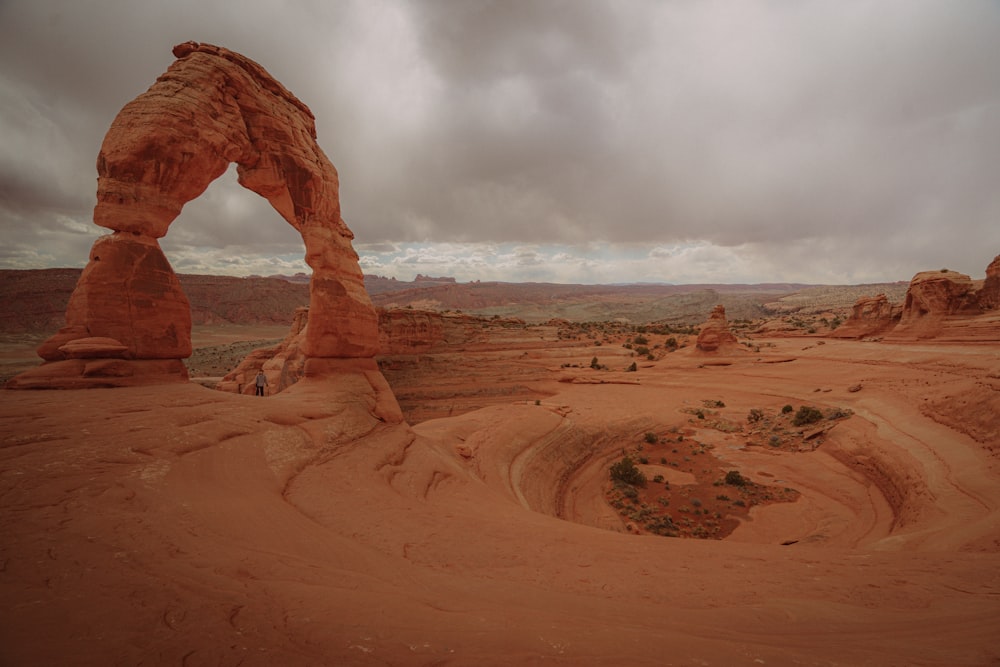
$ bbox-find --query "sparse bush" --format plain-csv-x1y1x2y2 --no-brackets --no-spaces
825,407,853,420
590,356,600,369
644,432,658,444
626,361,637,372
652,474,664,483
747,408,764,423
782,404,794,414
725,470,748,487
792,406,824,426
610,456,647,487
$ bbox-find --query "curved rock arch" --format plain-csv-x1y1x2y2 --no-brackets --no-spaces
12,42,379,388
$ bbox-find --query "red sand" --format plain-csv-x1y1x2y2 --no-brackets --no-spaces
2,337,999,665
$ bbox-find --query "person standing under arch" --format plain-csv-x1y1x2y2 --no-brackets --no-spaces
254,370,269,397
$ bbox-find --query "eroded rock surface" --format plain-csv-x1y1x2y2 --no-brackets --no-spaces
695,304,740,352
9,42,378,389
830,294,901,339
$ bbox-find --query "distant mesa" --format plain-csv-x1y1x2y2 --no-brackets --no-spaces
695,304,740,353
7,42,389,406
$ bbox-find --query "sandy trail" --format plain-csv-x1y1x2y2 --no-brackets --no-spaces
1,338,999,665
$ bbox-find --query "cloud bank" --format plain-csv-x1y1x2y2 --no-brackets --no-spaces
1,0,998,284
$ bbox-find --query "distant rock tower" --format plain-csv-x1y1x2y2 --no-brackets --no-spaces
695,305,740,352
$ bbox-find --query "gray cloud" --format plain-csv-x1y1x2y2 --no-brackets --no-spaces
0,0,997,283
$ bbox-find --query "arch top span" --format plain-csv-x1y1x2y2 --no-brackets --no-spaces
8,42,381,389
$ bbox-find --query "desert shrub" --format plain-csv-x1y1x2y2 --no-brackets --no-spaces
716,494,730,501
782,404,794,414
691,498,702,507
769,435,782,447
825,407,854,420
633,335,649,345
695,410,705,420
747,408,764,423
725,470,748,486
644,432,658,444
792,406,824,426
659,457,667,464
652,474,664,484
610,456,647,487
590,356,600,369
665,337,678,350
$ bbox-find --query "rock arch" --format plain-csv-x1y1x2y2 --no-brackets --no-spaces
9,42,378,388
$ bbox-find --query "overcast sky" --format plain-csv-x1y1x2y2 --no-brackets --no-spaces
1,1,998,285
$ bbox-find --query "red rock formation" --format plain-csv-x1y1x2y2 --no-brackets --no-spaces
889,269,979,339
8,42,380,390
216,307,310,395
218,307,475,396
695,305,740,352
979,254,1000,310
829,294,901,339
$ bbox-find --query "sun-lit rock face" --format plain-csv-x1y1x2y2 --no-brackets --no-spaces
695,304,739,352
8,42,378,389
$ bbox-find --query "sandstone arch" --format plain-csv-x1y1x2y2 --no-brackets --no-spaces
9,42,378,389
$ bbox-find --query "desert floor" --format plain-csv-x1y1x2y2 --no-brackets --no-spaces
2,329,999,665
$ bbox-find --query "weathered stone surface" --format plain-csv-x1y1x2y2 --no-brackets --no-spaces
695,305,739,352
890,269,978,339
10,42,379,389
218,307,462,396
978,254,1000,310
217,307,310,395
829,294,901,339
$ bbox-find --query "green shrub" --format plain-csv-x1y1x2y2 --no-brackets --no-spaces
610,456,647,487
644,432,658,444
725,470,748,486
782,404,793,414
792,406,824,426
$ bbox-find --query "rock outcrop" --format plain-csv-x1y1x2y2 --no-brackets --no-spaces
217,307,484,396
695,305,740,352
889,269,980,340
979,254,1000,310
8,42,382,392
829,294,901,339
